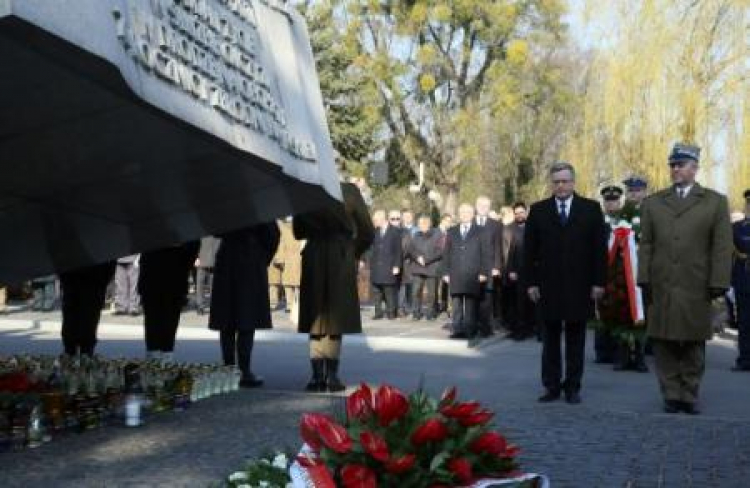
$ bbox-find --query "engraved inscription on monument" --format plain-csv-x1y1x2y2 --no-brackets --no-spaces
113,0,317,162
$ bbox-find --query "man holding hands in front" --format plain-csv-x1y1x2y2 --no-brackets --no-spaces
638,143,733,414
524,161,607,404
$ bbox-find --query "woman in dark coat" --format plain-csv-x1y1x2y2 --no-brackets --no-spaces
209,222,280,388
294,181,374,392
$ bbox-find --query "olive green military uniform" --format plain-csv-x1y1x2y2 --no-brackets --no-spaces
638,183,733,405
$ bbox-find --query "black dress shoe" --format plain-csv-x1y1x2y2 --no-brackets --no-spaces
731,365,750,372
449,331,467,339
680,402,700,415
240,374,264,388
635,362,649,373
663,400,680,413
371,314,384,320
538,390,561,403
565,391,581,404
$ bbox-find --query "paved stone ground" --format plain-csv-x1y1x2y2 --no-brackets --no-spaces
1,309,749,487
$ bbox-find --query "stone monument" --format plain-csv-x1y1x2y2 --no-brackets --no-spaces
0,0,339,282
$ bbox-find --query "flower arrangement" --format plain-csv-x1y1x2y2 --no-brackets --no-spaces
225,452,293,488
294,384,534,488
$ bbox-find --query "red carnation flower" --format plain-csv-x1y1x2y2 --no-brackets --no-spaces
447,457,473,484
360,431,389,462
341,463,377,488
470,432,508,456
411,418,449,445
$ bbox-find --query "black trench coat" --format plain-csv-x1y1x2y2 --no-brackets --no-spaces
370,225,403,285
523,194,607,322
294,182,375,335
208,223,280,332
442,224,491,296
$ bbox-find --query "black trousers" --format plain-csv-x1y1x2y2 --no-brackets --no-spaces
412,275,437,318
220,329,255,378
594,329,617,362
60,261,117,356
542,320,586,393
372,284,398,318
503,281,536,337
140,242,199,352
477,284,495,333
451,295,477,335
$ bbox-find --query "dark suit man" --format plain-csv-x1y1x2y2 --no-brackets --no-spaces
370,210,403,319
503,203,536,340
443,204,491,339
406,215,443,320
524,161,607,404
475,196,504,337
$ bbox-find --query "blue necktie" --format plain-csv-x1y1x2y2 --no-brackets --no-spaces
559,201,568,225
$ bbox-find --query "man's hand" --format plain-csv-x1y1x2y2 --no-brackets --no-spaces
591,286,605,301
528,286,540,303
478,274,487,283
508,272,518,282
443,276,450,284
417,256,426,266
359,260,365,270
392,267,400,275
194,258,201,267
491,268,500,277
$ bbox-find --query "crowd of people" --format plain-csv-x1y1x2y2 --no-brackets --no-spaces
0,143,748,414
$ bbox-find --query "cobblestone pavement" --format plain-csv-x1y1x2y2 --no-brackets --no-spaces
1,389,749,488
1,310,750,487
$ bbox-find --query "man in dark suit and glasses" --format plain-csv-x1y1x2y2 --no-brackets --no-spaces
524,161,607,404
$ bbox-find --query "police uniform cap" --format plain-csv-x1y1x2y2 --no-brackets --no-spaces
622,176,647,189
600,185,624,201
669,143,701,163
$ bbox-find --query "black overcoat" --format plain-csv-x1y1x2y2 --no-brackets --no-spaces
504,222,526,281
370,225,403,285
442,224,490,296
294,182,375,335
523,194,607,322
406,229,443,277
476,217,504,273
208,223,280,332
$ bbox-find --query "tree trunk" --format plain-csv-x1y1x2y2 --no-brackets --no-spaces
444,184,459,217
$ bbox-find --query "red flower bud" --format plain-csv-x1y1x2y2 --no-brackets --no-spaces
385,453,416,474
360,431,389,462
341,463,377,488
410,418,449,446
440,401,481,419
447,457,473,484
346,384,374,422
374,384,409,427
458,410,494,427
439,386,457,405
469,432,508,456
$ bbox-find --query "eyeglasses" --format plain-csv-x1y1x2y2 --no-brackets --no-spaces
668,161,689,169
389,217,401,221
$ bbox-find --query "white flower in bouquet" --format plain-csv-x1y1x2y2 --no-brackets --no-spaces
235,484,251,488
632,216,641,225
258,482,270,488
271,453,288,470
228,472,249,482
